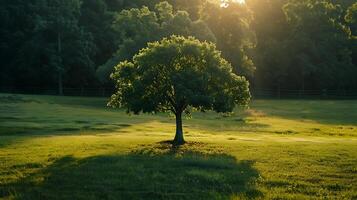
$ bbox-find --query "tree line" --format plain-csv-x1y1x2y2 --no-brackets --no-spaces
0,0,356,95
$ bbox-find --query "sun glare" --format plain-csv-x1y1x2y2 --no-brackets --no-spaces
235,0,245,3
220,0,245,8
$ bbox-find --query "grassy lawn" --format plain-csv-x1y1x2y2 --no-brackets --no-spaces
0,93,356,199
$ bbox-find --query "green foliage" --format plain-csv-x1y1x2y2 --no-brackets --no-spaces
345,3,357,72
96,1,215,83
247,0,290,90
0,0,95,90
33,0,96,92
250,0,357,92
109,35,250,116
202,1,256,77
79,0,117,67
283,0,355,90
345,2,357,36
1,0,356,94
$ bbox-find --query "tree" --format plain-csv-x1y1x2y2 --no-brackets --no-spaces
96,1,215,83
79,0,116,68
283,0,354,91
0,0,31,87
246,0,290,93
202,1,256,78
109,36,250,145
345,3,357,83
0,0,97,92
345,2,357,36
33,0,95,95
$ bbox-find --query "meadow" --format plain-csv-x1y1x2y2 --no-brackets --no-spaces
0,93,356,199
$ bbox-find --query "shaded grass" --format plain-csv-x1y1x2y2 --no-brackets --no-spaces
1,143,261,200
1,135,356,199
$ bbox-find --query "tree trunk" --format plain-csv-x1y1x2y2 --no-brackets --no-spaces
301,66,305,98
57,32,63,96
58,72,63,96
277,82,281,99
173,112,185,145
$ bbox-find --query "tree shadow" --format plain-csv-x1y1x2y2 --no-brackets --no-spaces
0,122,133,149
1,142,262,200
0,94,141,139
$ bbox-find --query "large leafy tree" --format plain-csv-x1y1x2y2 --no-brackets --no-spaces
33,0,95,94
345,3,357,89
283,0,355,91
246,0,290,93
0,0,95,93
247,0,357,93
79,0,116,68
202,0,256,78
109,36,250,145
345,2,357,84
96,1,215,83
345,2,357,36
0,0,32,87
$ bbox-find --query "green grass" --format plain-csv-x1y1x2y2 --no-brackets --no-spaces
0,93,356,199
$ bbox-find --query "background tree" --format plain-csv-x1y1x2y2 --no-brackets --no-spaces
246,0,290,93
246,0,356,93
0,0,95,93
1,0,356,96
283,0,354,91
345,3,357,36
202,1,256,78
109,36,250,145
79,0,116,69
0,0,32,87
345,3,357,70
96,1,215,83
33,0,95,95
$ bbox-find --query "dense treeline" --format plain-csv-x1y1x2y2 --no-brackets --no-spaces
250,0,356,93
0,0,356,95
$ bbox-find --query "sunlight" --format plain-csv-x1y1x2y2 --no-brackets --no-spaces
234,0,245,4
220,0,245,8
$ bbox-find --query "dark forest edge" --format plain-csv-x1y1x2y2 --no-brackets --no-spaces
2,88,357,100
0,0,356,94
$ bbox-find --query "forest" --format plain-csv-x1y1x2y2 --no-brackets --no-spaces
0,0,356,96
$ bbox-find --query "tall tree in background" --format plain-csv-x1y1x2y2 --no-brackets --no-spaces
345,2,357,87
284,0,355,91
1,0,356,94
167,0,205,20
246,0,290,93
33,0,95,95
80,0,116,69
202,1,256,78
345,3,357,36
0,0,95,93
331,0,356,8
248,0,356,93
102,0,205,20
0,0,35,87
96,1,215,83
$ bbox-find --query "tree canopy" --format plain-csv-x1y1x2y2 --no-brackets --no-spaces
96,1,215,83
0,0,356,96
109,35,250,145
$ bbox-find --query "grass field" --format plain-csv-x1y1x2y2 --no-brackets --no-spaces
0,93,356,199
